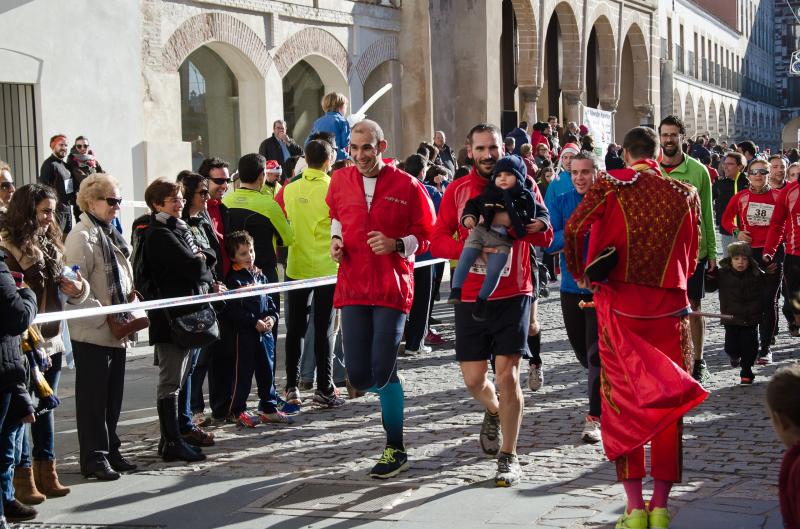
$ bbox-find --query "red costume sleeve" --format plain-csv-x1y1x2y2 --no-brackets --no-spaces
564,179,610,279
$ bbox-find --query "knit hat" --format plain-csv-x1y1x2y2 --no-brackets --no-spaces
579,124,589,136
494,155,527,189
727,241,753,259
561,143,580,158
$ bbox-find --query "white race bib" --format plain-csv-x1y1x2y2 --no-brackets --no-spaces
469,248,513,277
746,202,774,227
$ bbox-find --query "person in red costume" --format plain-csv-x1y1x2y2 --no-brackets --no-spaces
762,170,800,338
720,158,783,363
327,119,435,479
431,123,553,488
564,127,708,529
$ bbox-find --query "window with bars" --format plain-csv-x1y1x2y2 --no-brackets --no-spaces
0,83,38,186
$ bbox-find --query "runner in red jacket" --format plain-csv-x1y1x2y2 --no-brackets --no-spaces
720,158,784,361
326,120,435,480
431,123,552,487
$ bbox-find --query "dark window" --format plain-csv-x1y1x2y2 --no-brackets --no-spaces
0,83,38,186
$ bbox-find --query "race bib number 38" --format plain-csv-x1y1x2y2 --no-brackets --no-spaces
746,202,774,226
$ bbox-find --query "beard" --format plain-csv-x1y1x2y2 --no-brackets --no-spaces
661,143,679,157
475,158,496,178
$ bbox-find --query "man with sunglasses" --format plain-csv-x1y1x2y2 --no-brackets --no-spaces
659,115,716,384
39,134,75,234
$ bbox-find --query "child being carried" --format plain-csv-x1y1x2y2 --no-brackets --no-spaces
448,154,549,321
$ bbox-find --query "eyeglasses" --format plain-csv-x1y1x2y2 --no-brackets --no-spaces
197,189,210,197
748,168,769,176
101,197,123,206
0,182,14,190
209,177,232,185
75,144,89,149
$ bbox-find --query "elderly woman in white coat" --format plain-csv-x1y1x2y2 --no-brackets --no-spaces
64,173,138,481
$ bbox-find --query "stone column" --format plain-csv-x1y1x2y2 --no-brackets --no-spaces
518,85,541,125
635,104,655,128
398,0,434,156
563,90,584,125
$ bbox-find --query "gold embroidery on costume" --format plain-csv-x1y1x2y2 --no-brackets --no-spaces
600,328,621,415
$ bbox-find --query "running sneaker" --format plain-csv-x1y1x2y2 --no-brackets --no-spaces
424,330,445,345
527,363,544,392
615,509,648,529
369,446,409,479
740,368,756,385
285,387,301,405
692,358,711,384
258,410,295,425
312,389,345,408
298,379,314,391
276,396,301,416
494,452,521,487
403,344,432,356
479,410,501,456
648,506,670,529
757,351,773,365
447,287,462,304
581,415,601,444
237,411,259,428
210,413,237,426
192,411,212,427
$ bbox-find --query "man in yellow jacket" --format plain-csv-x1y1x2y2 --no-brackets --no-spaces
276,140,343,409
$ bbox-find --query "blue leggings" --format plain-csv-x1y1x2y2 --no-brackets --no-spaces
341,306,406,449
452,247,509,300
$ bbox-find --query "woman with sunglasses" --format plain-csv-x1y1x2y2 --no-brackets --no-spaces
0,184,88,502
66,137,103,221
0,162,16,230
63,173,137,480
720,158,784,364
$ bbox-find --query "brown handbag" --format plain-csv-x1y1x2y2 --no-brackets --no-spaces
106,290,150,340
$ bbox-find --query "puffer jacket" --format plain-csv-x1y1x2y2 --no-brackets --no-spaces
0,233,89,356
326,164,436,313
63,214,135,349
705,256,765,326
0,249,37,399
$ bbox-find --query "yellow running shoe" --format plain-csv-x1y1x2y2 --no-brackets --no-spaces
648,506,671,529
615,508,648,529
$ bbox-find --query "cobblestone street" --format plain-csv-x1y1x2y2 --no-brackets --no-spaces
35,283,794,528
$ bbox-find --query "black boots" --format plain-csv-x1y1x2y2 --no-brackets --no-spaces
156,396,206,463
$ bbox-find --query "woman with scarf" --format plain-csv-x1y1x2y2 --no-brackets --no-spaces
142,179,218,463
0,184,88,499
66,137,103,221
64,173,138,481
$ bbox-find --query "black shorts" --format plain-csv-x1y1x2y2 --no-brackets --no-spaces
454,295,531,361
687,258,707,302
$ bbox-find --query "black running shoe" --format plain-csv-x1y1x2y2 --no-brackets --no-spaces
369,446,409,479
447,287,462,304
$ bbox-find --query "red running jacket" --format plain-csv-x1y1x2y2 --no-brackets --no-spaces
430,167,553,302
720,188,781,249
764,181,800,258
326,164,435,313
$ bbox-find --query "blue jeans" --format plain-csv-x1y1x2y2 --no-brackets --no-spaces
0,391,12,514
32,352,62,461
341,306,406,390
14,424,30,468
179,348,201,433
230,332,278,414
1,422,22,503
452,247,508,300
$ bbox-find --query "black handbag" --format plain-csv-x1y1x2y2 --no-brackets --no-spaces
166,304,219,348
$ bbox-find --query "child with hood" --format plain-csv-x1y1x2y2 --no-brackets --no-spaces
705,241,768,384
448,155,549,320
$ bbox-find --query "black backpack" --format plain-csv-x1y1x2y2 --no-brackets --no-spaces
130,214,157,301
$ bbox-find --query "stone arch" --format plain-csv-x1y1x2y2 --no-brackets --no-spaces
697,96,707,136
621,22,650,108
708,100,717,137
547,2,582,92
718,104,727,141
684,92,695,137
728,105,735,139
353,35,398,86
672,89,682,117
586,14,617,107
272,27,350,81
510,0,538,87
161,12,271,76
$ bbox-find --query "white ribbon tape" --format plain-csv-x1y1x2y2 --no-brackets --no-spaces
32,258,448,325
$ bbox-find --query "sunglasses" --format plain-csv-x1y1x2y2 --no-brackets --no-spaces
209,177,232,185
748,169,769,176
101,197,123,206
0,182,14,190
76,144,89,149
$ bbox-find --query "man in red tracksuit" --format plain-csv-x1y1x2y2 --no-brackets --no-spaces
327,119,435,479
762,179,800,336
564,126,708,529
431,123,553,487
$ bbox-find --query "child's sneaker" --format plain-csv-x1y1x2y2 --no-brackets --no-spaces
740,368,756,385
277,397,301,416
237,411,259,428
258,410,294,425
285,387,302,405
313,389,345,408
447,287,462,304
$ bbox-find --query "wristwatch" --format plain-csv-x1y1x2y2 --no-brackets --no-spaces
395,238,405,253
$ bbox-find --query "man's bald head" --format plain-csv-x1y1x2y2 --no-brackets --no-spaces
352,119,385,143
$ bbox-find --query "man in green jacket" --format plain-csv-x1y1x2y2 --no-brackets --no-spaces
276,139,344,409
659,115,716,384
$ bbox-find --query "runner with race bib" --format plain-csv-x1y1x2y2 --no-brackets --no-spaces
720,158,784,364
